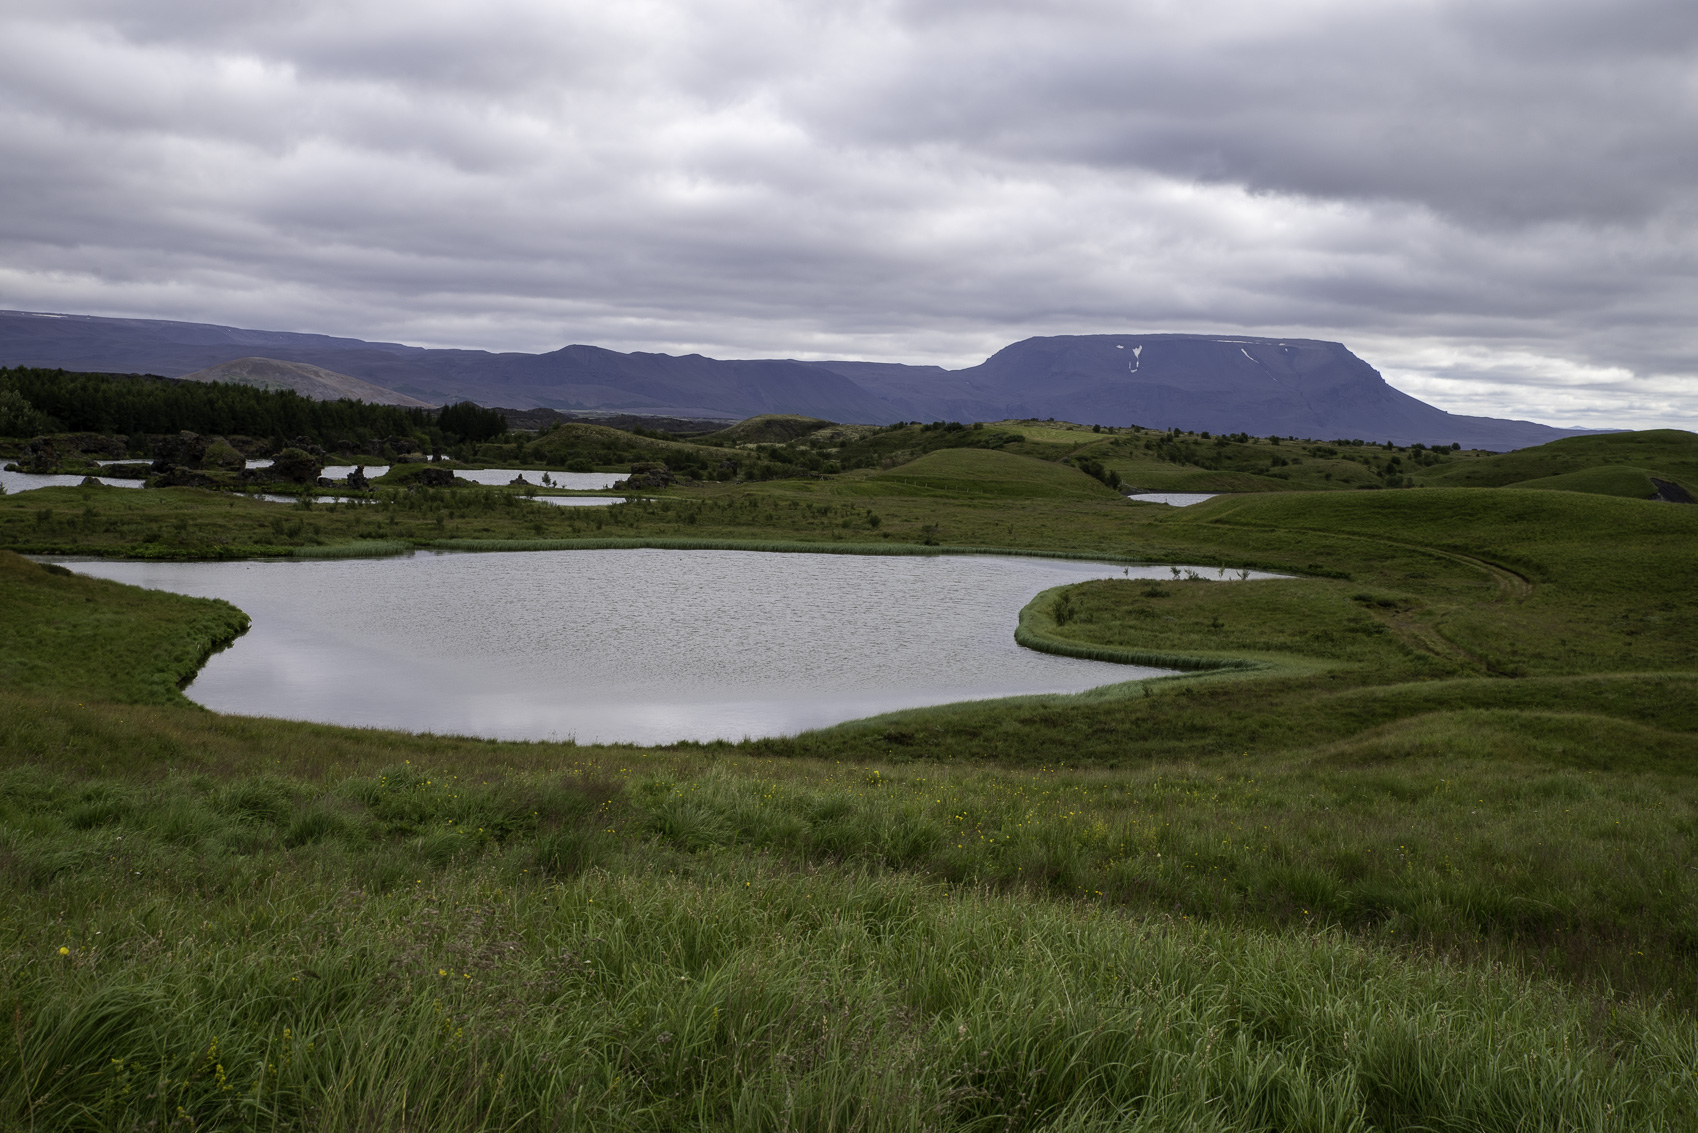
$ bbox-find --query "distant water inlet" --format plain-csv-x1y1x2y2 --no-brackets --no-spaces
1125,492,1220,507
70,550,1279,744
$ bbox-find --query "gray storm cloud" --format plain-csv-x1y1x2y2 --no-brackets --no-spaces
1,0,1693,427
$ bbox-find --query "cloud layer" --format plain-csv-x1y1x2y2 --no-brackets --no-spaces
2,0,1694,427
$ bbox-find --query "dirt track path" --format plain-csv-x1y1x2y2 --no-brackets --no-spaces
1206,520,1534,672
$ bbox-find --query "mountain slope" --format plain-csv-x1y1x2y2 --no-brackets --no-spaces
859,334,1592,450
0,310,1606,449
180,357,434,407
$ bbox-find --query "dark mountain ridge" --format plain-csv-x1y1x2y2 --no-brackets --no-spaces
0,310,1603,449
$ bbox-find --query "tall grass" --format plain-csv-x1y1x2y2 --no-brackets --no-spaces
4,762,1693,1131
291,539,413,559
423,535,1280,572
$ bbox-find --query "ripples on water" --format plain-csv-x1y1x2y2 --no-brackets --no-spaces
68,550,1278,744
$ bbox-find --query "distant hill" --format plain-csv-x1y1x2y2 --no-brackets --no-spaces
699,415,836,445
0,310,1611,450
179,357,434,407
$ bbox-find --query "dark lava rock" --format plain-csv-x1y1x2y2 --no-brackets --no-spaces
346,466,370,490
270,448,325,485
412,467,457,488
149,467,224,488
23,432,126,473
150,431,209,473
615,462,676,488
1652,477,1695,504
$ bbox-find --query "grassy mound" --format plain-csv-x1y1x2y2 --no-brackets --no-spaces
1018,574,1429,675
1502,463,1661,498
1419,428,1698,492
1156,488,1698,675
864,448,1125,499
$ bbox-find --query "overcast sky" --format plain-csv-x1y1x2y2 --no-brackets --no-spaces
2,0,1695,428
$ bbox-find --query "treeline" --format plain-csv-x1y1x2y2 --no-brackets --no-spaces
1,367,431,444
780,420,1030,470
0,369,512,452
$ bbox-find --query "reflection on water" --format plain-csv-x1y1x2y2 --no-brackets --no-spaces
67,550,1277,744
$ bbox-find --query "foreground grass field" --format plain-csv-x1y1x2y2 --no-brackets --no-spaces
3,453,1698,1128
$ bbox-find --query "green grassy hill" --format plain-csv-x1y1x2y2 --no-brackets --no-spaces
496,421,733,472
862,447,1125,498
1156,487,1698,675
697,414,834,444
1418,428,1698,496
1503,463,1663,499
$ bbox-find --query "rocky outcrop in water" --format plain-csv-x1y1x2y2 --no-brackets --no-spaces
21,432,127,473
269,447,325,485
149,430,209,472
410,467,457,488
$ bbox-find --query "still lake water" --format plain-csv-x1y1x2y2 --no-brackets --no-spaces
68,550,1275,745
1,469,143,493
1125,493,1220,507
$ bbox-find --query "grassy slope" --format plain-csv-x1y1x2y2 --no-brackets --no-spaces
859,448,1125,498
1419,428,1698,493
1505,464,1662,498
696,413,834,444
4,435,1698,1127
0,550,248,704
10,762,1688,1131
1168,488,1698,674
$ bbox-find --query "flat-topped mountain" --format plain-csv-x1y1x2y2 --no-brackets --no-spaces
0,310,1604,449
863,334,1587,451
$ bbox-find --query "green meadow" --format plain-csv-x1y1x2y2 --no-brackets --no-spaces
2,421,1697,1131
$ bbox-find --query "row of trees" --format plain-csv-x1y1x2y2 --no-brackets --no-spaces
0,368,506,450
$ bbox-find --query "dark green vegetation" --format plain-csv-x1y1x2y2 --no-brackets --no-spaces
434,400,511,444
3,415,1698,1129
1,367,437,454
